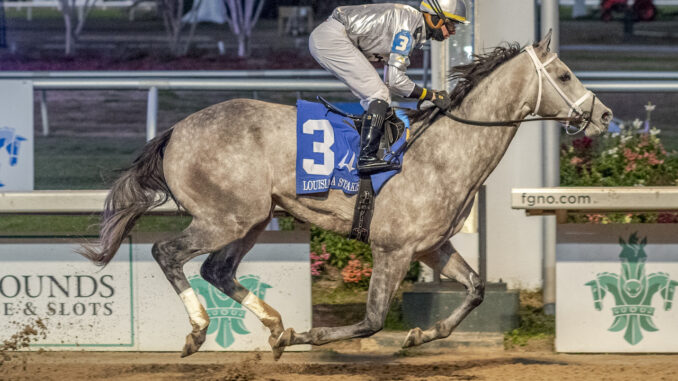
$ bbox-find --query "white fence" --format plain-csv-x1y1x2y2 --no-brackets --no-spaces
2,0,156,21
1,70,676,141
0,189,289,215
511,187,678,222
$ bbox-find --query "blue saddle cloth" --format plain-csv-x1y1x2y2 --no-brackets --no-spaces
296,100,409,195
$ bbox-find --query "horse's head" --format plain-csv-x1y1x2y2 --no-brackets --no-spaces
526,30,613,137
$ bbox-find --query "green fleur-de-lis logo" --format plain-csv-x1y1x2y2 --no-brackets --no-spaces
188,274,272,348
586,233,678,345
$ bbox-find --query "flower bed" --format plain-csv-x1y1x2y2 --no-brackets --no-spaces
561,117,678,223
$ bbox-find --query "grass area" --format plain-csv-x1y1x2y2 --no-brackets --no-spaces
0,214,191,235
14,135,192,234
562,51,678,71
504,290,555,349
312,279,412,331
35,136,145,190
559,5,678,21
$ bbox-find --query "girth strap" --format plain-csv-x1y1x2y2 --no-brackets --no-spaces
349,177,375,243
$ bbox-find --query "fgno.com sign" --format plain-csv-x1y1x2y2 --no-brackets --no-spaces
0,232,311,351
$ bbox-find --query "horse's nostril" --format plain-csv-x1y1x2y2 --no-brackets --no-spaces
601,112,612,123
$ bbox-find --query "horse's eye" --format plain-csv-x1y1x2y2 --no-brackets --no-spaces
559,72,572,82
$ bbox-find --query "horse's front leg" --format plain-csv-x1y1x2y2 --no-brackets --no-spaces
275,247,411,349
403,240,485,348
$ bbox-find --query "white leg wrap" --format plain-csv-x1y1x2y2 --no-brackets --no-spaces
241,292,269,321
179,288,209,330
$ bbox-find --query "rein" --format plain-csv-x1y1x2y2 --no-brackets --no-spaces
390,46,597,160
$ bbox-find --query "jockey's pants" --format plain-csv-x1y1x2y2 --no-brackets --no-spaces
309,18,391,110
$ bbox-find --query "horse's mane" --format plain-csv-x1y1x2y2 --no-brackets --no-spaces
407,42,524,124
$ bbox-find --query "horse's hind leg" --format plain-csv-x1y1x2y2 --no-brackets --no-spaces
199,217,287,359
402,240,485,348
151,227,214,357
275,247,412,349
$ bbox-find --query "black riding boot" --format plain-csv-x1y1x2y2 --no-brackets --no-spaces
357,100,400,175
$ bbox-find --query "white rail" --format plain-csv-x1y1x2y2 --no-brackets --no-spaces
3,0,137,8
0,190,288,215
0,190,177,213
3,0,156,21
512,187,678,222
3,71,676,141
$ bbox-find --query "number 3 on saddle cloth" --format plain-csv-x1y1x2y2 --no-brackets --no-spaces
296,99,409,196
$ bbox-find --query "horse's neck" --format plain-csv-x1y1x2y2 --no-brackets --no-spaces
457,52,535,131
409,52,535,188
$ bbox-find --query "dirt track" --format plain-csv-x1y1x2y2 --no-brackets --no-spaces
1,346,677,381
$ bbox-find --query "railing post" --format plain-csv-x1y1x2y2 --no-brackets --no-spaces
146,86,158,141
40,90,49,136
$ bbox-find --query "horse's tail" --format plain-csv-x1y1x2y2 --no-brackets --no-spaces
79,128,176,267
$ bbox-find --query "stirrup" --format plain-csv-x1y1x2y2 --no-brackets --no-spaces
357,159,401,175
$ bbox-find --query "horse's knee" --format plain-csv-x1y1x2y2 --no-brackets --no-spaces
152,242,176,269
469,273,485,307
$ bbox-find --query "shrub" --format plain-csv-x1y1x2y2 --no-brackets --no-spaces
340,254,373,288
310,226,372,269
310,244,331,277
561,118,678,223
561,122,678,187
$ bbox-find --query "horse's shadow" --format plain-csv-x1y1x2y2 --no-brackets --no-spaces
287,352,569,378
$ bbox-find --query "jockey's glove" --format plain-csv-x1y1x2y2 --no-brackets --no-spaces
410,86,452,111
431,90,452,111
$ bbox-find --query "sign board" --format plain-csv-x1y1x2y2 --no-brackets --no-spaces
0,80,33,190
0,232,311,351
557,225,678,352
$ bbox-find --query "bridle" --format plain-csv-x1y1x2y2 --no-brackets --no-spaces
524,45,598,135
390,46,599,159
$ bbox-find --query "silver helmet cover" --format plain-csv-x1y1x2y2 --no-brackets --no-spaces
419,0,470,24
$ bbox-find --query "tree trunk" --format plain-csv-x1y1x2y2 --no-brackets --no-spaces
224,0,264,58
237,33,247,58
63,12,74,56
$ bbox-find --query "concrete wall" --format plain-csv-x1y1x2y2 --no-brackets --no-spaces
475,1,546,289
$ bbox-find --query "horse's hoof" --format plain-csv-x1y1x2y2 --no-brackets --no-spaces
181,328,207,358
402,327,424,348
271,328,295,361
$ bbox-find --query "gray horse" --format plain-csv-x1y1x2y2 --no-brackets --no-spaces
80,33,612,358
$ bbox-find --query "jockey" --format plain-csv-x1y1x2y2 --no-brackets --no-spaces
309,0,469,175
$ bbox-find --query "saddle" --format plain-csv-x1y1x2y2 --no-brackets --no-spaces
318,96,406,160
317,96,407,243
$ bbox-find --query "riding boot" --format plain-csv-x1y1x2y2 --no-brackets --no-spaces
357,100,401,175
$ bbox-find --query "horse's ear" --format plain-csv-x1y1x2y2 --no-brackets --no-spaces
536,29,553,53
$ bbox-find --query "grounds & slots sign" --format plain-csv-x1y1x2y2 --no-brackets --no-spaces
0,234,311,351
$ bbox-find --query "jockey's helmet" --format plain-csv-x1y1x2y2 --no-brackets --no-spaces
419,0,470,28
